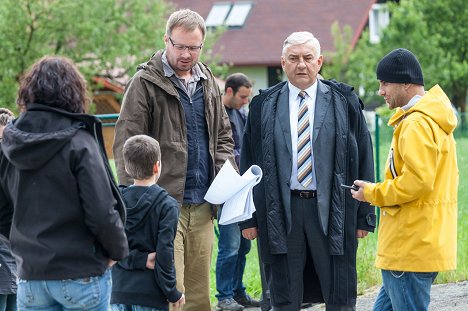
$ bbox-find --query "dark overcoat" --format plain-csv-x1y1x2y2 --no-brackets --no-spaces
240,80,376,305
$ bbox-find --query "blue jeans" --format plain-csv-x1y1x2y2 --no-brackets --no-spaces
17,268,112,311
0,294,17,311
215,219,251,301
373,270,438,311
111,304,166,311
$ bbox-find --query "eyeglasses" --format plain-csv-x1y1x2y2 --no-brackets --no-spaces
168,37,203,53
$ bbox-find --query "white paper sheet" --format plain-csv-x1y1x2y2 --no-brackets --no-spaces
204,160,262,225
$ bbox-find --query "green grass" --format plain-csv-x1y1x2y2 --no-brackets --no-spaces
439,134,468,283
109,159,117,177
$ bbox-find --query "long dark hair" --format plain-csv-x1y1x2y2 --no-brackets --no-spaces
16,56,89,113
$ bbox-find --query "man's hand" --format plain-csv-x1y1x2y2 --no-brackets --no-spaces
356,229,369,239
351,180,373,202
172,293,185,309
242,227,258,240
146,252,156,270
108,259,117,268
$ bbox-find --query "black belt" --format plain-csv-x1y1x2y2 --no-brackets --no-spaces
291,189,317,199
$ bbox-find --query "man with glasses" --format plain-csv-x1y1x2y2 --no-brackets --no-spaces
113,9,234,311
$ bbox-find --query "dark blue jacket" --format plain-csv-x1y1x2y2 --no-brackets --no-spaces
175,86,211,204
111,184,182,309
225,107,246,167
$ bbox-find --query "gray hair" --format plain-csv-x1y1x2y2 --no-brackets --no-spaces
166,9,206,39
0,108,15,126
282,31,321,57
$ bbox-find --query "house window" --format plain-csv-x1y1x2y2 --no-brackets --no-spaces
205,3,231,27
225,2,252,26
268,66,282,87
205,2,252,28
369,3,389,43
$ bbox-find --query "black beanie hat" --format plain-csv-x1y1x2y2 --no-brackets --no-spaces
376,48,424,85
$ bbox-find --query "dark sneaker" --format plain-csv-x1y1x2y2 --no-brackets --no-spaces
234,293,261,308
216,298,245,311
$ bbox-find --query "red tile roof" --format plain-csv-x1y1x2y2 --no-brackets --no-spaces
170,0,376,66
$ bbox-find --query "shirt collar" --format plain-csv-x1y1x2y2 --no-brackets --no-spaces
161,51,207,81
288,80,318,100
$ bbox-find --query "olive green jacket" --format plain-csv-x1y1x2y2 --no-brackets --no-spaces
113,51,234,203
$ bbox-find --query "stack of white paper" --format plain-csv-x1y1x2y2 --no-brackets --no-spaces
204,160,262,225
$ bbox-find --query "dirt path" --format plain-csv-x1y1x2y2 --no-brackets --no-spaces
307,281,468,310
244,281,468,311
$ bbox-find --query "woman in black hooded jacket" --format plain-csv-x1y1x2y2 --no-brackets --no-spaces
0,56,128,311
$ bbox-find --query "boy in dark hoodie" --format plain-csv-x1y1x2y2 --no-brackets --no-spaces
111,135,185,311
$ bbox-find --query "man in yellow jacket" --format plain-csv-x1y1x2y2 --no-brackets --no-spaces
351,48,458,311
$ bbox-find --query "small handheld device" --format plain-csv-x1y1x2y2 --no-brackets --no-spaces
340,184,359,191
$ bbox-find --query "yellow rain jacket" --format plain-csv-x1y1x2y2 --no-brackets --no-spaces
364,85,458,272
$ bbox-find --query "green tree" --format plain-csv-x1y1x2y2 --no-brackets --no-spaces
320,21,354,82
0,0,228,112
0,0,171,111
416,0,468,114
199,26,230,79
347,0,467,116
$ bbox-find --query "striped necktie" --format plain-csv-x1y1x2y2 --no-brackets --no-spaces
297,91,313,187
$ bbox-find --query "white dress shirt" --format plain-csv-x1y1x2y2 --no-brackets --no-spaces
288,81,318,190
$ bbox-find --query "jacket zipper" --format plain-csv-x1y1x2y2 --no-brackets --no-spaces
389,148,397,179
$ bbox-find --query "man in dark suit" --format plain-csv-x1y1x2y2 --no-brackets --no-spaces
239,31,376,311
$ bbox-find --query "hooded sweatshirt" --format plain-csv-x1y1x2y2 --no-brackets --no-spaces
111,184,182,309
0,103,128,280
364,85,458,272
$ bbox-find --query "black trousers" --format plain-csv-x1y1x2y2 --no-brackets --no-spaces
271,194,354,311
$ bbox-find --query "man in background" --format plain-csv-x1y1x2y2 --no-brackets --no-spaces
215,73,259,311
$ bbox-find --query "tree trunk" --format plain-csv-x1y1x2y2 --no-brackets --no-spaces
452,88,467,131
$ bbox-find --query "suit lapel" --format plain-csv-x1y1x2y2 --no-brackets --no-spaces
275,83,293,232
313,80,332,144
276,83,292,158
312,80,333,235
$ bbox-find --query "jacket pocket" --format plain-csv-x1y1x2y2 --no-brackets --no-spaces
380,206,400,217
